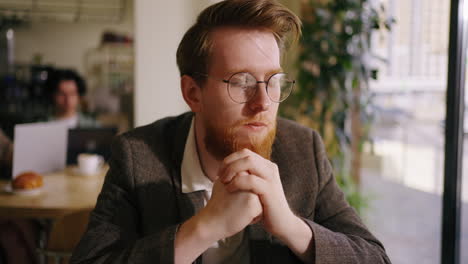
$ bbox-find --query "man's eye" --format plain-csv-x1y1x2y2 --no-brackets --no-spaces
269,79,280,88
231,79,247,86
244,82,257,89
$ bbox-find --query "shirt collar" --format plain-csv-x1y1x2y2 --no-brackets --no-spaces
181,118,213,193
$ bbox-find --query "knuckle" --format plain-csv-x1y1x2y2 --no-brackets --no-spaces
271,163,278,171
237,171,247,178
246,175,255,185
238,171,248,177
232,174,241,184
224,166,233,176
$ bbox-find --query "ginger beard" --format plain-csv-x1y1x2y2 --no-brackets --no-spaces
204,117,277,161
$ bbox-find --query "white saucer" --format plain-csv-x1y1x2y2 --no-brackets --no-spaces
3,183,43,196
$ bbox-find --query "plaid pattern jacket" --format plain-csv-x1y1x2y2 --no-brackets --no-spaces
70,112,391,264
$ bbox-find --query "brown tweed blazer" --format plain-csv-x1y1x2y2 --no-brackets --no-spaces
70,112,391,264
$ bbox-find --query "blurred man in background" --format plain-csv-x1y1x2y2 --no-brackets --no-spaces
47,69,99,128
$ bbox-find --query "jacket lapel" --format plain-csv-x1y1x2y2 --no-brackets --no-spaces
168,113,205,264
168,112,206,222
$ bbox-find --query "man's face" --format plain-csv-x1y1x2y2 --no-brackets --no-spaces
54,80,80,116
197,27,281,160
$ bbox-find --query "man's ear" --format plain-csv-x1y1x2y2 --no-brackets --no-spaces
181,75,202,113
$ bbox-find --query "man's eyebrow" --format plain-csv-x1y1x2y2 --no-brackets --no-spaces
267,68,284,76
225,68,284,77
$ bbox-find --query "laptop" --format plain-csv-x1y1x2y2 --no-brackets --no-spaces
12,121,68,178
67,127,117,165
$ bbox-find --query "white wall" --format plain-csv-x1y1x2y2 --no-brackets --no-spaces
134,0,220,126
13,0,134,75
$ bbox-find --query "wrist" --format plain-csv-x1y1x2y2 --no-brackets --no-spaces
174,211,221,264
193,207,224,243
275,214,313,261
275,213,311,244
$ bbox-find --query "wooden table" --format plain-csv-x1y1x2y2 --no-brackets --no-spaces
0,166,107,263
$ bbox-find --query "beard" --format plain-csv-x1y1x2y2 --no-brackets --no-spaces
203,116,277,161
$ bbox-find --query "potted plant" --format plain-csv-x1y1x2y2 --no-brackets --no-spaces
281,0,394,212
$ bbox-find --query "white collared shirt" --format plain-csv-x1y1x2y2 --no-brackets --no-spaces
181,118,250,264
56,114,79,128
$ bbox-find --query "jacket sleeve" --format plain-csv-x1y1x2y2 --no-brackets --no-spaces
302,130,391,264
70,136,178,264
0,129,13,165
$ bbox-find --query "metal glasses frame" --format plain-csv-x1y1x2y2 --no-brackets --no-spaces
195,72,295,104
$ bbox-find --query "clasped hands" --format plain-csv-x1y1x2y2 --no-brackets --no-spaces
199,148,299,242
176,149,312,264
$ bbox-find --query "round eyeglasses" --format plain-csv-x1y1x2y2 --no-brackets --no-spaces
196,72,295,104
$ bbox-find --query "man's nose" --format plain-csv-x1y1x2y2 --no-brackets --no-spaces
248,82,271,112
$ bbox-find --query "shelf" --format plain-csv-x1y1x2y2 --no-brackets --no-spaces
0,0,126,23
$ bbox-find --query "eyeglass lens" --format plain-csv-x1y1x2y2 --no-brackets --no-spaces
227,72,294,103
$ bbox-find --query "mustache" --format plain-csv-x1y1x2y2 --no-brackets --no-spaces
232,116,274,127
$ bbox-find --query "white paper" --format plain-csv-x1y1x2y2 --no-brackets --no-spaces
12,121,68,178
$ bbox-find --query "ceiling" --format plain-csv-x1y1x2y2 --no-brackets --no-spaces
0,0,126,23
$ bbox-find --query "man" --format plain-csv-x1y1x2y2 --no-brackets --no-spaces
47,69,100,128
71,0,390,263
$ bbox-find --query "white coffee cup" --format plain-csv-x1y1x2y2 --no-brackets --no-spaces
77,153,103,176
